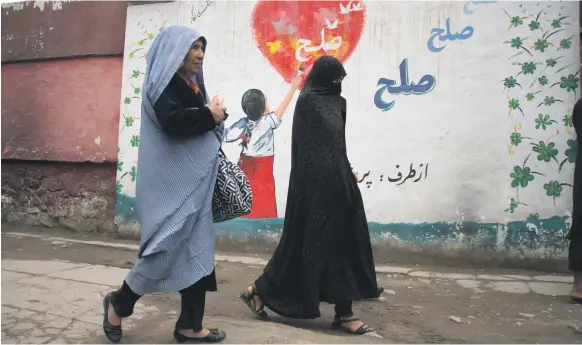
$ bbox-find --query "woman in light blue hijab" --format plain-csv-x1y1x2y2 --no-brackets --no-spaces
101,25,227,343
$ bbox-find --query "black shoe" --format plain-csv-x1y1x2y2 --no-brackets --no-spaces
173,329,226,343
102,293,122,343
377,287,384,295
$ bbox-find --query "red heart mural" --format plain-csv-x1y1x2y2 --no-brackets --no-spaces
251,0,366,89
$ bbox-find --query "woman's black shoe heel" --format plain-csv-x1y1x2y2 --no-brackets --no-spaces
102,293,123,343
173,329,226,343
238,284,269,320
332,316,374,335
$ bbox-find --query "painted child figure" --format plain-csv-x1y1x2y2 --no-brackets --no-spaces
223,73,303,218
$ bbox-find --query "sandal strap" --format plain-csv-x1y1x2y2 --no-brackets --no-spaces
337,316,360,324
354,324,373,335
250,284,260,297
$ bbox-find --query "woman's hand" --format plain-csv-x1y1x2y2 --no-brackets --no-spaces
207,96,226,124
353,171,360,183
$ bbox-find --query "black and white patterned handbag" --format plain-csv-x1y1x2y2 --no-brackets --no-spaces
212,149,253,223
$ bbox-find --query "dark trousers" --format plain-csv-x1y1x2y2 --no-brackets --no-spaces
334,300,353,319
570,233,582,272
110,280,207,332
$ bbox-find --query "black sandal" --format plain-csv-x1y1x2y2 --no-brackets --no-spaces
173,328,226,343
102,293,122,343
239,284,269,320
571,295,582,304
332,316,374,335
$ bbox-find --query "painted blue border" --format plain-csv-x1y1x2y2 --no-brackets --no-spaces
115,193,570,257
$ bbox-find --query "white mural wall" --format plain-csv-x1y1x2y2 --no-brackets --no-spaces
115,1,579,237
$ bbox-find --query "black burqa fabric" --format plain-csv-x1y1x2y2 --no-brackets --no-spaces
254,56,379,319
569,98,582,272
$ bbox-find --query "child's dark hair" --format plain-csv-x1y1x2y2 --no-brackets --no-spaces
241,89,266,121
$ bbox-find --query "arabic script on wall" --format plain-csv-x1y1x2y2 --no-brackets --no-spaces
251,0,366,87
374,58,436,111
359,163,429,189
191,0,214,23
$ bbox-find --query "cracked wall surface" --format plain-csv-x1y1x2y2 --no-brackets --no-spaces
1,162,117,233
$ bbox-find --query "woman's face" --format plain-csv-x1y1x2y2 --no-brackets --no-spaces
181,39,205,76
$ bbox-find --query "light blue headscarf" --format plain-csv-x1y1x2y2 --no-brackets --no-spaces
135,25,222,259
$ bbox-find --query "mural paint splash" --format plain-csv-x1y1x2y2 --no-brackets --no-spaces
251,0,366,88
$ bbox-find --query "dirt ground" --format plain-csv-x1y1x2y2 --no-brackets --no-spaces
1,224,581,344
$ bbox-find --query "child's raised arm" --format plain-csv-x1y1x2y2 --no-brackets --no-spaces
274,73,303,118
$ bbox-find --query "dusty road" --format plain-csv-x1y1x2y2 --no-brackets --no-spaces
1,225,581,344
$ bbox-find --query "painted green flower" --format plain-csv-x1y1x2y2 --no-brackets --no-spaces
551,19,562,28
542,96,556,106
508,98,521,110
560,73,579,93
117,161,124,172
131,70,141,78
528,20,541,31
537,76,548,86
563,114,573,128
124,97,131,105
503,76,519,88
533,38,549,52
526,92,535,101
544,180,563,198
565,138,578,163
510,132,523,146
510,16,523,27
521,62,536,75
535,114,554,130
546,58,557,67
116,180,123,193
129,166,137,182
505,198,518,213
510,166,534,188
532,141,558,162
510,37,523,49
133,87,141,95
559,38,572,50
526,213,540,222
124,116,134,128
130,135,140,147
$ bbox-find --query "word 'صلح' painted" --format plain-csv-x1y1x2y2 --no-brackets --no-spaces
463,0,497,15
251,0,365,88
374,58,436,111
427,17,474,53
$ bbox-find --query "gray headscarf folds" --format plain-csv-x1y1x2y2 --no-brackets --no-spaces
125,25,222,294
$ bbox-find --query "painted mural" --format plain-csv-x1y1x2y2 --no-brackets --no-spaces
223,75,302,218
115,1,580,261
251,0,365,87
500,2,579,221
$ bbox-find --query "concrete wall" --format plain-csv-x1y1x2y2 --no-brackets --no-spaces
1,1,127,232
115,1,581,269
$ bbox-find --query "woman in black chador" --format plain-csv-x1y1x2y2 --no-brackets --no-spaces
569,98,582,304
239,55,379,335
